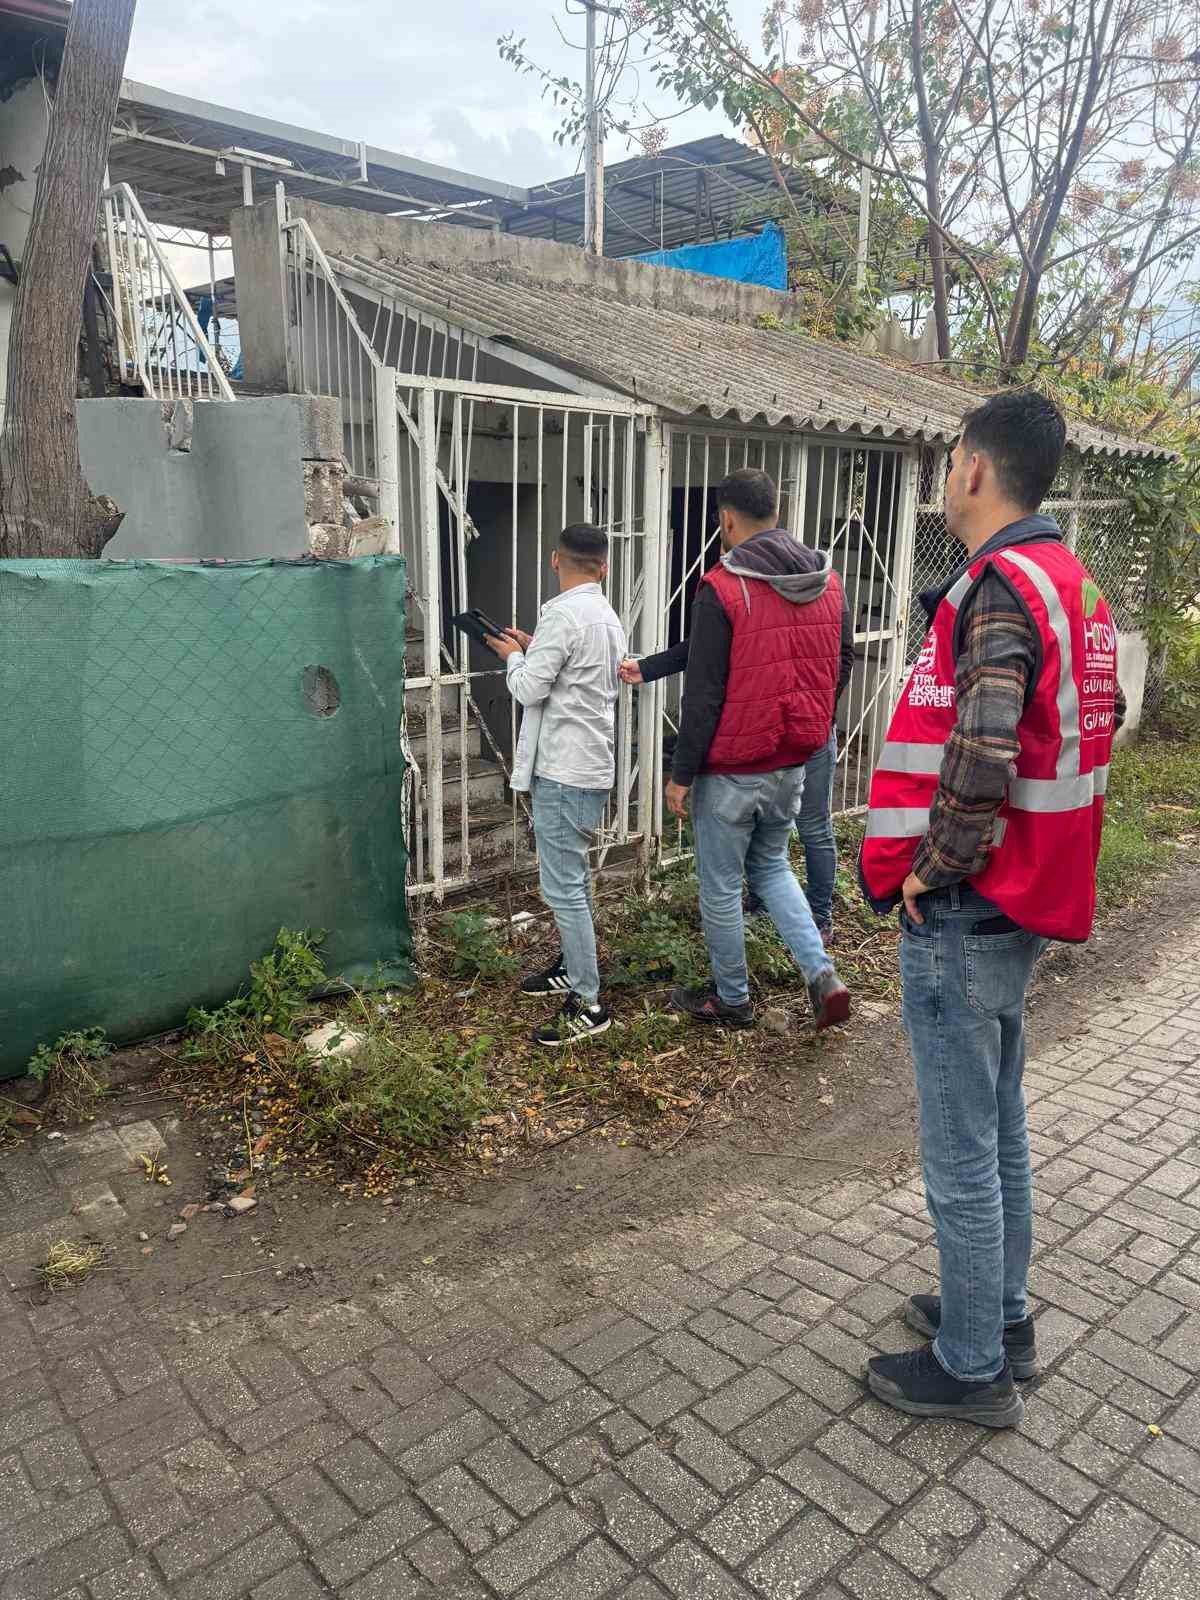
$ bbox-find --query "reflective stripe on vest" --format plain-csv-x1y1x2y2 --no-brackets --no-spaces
873,743,1111,812
1004,549,1082,778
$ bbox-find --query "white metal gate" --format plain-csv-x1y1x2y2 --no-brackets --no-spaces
397,376,661,899
656,426,918,850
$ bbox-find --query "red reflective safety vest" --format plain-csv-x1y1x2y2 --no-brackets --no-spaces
700,562,844,774
860,540,1117,942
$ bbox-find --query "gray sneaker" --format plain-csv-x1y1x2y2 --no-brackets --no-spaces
808,968,850,1031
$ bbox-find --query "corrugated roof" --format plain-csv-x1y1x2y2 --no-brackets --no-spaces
109,81,527,236
501,134,830,259
329,249,1166,461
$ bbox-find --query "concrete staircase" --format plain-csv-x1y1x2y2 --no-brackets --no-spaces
404,629,536,886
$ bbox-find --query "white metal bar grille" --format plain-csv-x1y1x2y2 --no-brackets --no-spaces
101,184,235,401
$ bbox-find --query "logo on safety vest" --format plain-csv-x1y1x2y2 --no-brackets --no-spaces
1082,579,1101,618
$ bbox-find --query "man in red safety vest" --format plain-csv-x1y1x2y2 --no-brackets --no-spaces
860,389,1123,1428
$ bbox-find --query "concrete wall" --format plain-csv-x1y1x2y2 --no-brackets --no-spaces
0,78,49,430
1116,629,1150,746
78,394,341,559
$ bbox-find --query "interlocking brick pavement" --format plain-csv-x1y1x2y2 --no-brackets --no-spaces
2,930,1200,1599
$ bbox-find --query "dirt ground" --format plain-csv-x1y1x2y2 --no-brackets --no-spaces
8,855,1197,1332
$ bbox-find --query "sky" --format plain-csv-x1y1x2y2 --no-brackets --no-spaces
123,0,749,193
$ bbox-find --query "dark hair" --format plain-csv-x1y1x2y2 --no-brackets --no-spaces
959,389,1067,511
558,522,608,571
714,467,778,523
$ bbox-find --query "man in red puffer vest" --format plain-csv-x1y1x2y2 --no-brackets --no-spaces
859,389,1123,1431
665,468,852,1032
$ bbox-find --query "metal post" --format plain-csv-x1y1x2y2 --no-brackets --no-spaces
637,417,667,866
418,391,445,898
375,366,401,553
101,183,129,387
888,449,921,704
583,1,605,255
854,3,879,299
1065,453,1083,553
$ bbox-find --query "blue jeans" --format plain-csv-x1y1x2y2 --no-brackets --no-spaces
795,729,837,927
900,884,1047,1382
692,769,831,1006
532,777,607,1004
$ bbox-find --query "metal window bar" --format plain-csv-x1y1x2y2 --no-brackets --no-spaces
101,184,235,401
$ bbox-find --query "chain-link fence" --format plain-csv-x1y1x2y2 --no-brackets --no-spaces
906,447,1148,668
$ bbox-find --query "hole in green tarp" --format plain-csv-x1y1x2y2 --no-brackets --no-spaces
303,664,340,717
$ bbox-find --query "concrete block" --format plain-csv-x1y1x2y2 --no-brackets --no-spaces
293,393,345,461
303,459,346,524
1116,628,1149,746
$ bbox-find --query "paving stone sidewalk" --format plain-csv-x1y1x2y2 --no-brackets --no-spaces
2,932,1200,1600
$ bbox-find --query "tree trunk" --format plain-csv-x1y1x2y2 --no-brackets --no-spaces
0,0,136,559
909,1,952,362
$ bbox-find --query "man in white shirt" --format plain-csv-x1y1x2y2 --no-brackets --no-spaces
486,523,627,1045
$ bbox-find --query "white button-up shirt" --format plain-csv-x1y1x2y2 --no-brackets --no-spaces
505,582,627,792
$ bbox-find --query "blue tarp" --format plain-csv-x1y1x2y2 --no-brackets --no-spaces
196,294,244,380
635,223,788,291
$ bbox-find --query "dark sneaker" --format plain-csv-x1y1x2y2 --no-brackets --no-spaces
865,1345,1024,1428
669,985,754,1028
531,993,612,1047
521,956,572,999
808,967,850,1031
905,1295,1039,1381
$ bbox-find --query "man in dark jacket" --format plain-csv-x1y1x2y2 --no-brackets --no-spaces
622,554,854,940
641,468,852,1031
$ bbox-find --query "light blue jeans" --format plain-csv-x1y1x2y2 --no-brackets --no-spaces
795,729,838,928
900,884,1047,1381
532,776,608,1005
692,769,831,1006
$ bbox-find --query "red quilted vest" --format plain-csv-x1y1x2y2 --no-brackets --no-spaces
699,562,843,775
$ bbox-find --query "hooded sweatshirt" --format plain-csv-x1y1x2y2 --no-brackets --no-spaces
673,527,845,785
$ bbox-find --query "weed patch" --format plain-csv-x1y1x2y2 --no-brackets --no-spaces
434,911,520,983
28,1029,110,1123
183,928,326,1060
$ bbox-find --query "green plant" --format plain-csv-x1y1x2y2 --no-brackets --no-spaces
184,929,326,1057
28,1028,110,1121
1156,623,1200,741
743,917,796,984
607,895,708,988
293,1026,497,1157
436,912,520,983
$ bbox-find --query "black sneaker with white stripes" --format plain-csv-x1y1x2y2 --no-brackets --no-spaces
520,956,572,998
531,993,612,1047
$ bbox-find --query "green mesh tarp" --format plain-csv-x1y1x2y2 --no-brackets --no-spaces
0,557,412,1078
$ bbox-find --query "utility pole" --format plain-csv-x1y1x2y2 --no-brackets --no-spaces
854,0,879,300
582,0,620,256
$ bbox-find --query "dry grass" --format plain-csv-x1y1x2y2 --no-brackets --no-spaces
36,1239,111,1293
